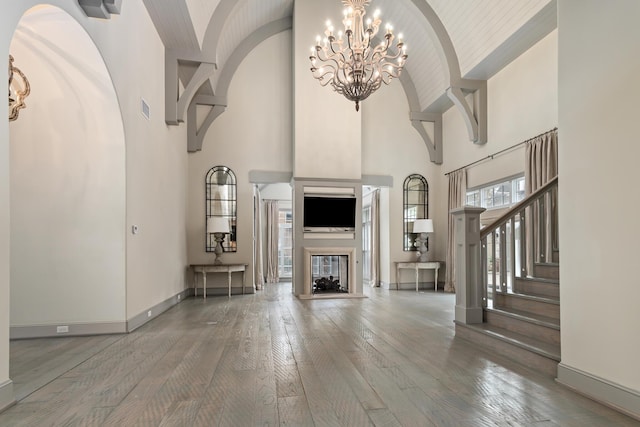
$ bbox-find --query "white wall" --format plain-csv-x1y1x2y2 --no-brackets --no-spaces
187,31,293,281
79,1,189,320
98,1,189,321
0,1,189,406
293,0,361,180
438,30,558,261
260,183,292,201
362,82,442,286
9,7,126,327
441,30,558,178
558,0,640,397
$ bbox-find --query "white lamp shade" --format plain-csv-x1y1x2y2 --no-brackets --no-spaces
207,217,230,233
413,219,434,233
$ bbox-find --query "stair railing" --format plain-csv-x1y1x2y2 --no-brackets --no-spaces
479,176,558,310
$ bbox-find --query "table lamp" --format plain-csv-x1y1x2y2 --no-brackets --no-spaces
207,217,230,264
413,219,433,262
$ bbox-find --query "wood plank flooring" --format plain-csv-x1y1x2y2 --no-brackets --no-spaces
2,284,638,426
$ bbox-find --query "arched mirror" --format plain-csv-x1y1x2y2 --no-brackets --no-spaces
403,174,428,251
206,166,237,252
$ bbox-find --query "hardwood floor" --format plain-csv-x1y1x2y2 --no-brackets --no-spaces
2,284,638,426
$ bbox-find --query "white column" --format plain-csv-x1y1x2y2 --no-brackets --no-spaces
451,206,485,324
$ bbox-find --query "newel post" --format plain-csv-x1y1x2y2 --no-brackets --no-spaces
451,206,485,324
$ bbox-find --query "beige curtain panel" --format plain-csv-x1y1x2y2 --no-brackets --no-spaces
265,200,279,284
445,169,466,293
370,189,381,287
525,129,558,195
253,188,264,290
525,129,558,272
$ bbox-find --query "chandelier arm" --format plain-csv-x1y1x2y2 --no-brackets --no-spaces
315,50,346,73
328,38,346,55
316,45,343,63
317,59,346,80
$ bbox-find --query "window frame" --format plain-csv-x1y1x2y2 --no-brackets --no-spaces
205,165,237,253
403,174,429,252
466,174,525,210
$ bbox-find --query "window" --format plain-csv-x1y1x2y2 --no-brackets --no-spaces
278,209,293,278
466,176,525,210
403,174,428,251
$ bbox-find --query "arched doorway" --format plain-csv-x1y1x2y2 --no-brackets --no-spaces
8,5,126,400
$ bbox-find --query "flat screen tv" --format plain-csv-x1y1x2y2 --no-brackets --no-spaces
303,196,356,232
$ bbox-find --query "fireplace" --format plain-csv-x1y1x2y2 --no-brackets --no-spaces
311,255,349,294
303,247,357,298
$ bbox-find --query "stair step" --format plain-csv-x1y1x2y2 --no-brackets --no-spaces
514,276,559,299
455,321,560,377
485,307,560,346
533,262,559,280
494,292,559,321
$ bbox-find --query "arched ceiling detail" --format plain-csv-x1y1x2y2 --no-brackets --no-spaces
150,0,556,156
427,0,552,77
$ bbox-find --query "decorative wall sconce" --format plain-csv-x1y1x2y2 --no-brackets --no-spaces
9,55,30,122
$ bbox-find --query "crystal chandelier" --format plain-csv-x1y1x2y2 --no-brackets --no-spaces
8,55,30,122
309,0,407,112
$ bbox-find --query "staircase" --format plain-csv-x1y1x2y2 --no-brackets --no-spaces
454,177,560,377
456,261,560,376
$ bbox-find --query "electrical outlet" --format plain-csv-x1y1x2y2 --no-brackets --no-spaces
147,310,152,317
178,295,181,301
57,325,69,333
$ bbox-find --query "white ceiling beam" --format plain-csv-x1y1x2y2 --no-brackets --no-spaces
78,0,121,19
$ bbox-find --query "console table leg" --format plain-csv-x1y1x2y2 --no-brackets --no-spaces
396,266,400,290
202,271,207,300
228,271,232,298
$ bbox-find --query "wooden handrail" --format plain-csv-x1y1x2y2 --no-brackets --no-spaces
480,176,558,239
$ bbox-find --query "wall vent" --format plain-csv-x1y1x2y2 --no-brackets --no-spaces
141,98,150,120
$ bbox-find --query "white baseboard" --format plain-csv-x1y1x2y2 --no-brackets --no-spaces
557,363,640,421
127,288,191,332
0,380,15,413
384,281,437,291
10,322,126,340
10,289,192,338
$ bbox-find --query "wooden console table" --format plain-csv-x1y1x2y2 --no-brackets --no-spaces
191,264,248,299
395,261,443,292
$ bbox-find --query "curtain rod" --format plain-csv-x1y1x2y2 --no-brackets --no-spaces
444,127,557,177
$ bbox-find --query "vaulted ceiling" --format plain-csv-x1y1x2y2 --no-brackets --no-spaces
141,0,557,157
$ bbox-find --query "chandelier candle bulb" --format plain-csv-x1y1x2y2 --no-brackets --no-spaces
309,0,408,112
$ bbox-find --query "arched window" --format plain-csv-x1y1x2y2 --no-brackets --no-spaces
403,174,429,251
205,166,237,252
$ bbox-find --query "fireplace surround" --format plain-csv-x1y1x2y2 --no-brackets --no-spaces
301,247,358,299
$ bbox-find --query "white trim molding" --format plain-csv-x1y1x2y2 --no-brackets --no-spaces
127,289,191,332
10,322,126,340
557,363,640,421
0,380,15,413
78,0,121,19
